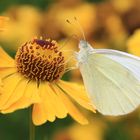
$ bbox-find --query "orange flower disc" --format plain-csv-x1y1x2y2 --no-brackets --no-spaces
15,38,65,82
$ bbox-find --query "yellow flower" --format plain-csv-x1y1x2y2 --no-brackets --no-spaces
104,14,128,51
56,3,96,38
0,38,95,125
111,0,134,13
127,29,140,56
43,2,96,39
0,16,9,31
0,6,41,51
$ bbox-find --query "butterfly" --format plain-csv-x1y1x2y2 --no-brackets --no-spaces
75,40,140,116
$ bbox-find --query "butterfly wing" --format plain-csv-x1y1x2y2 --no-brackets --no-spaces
94,49,140,81
78,49,140,115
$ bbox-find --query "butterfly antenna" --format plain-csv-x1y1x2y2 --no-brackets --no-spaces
66,18,86,41
74,17,86,41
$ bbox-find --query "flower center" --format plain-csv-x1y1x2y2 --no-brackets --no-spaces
15,38,65,82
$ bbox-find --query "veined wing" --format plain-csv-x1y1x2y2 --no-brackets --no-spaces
79,51,140,115
94,49,140,80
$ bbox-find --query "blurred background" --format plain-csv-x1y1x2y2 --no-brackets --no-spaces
0,0,140,140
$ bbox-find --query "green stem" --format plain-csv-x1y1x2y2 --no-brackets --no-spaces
29,106,35,140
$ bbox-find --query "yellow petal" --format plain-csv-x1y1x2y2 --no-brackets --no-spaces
0,80,4,94
0,79,2,85
54,85,88,125
2,81,40,113
33,83,56,125
0,73,22,109
32,82,68,125
45,84,67,118
0,67,17,79
1,78,29,109
0,47,15,67
32,103,48,125
58,80,96,112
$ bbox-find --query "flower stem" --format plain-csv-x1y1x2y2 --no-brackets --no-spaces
29,106,35,140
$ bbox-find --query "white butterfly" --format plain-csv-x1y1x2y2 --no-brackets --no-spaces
76,40,140,116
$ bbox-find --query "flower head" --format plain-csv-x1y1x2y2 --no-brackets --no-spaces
0,6,41,51
42,3,96,39
15,38,65,82
0,38,95,125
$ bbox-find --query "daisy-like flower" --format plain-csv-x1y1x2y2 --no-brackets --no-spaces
0,38,96,125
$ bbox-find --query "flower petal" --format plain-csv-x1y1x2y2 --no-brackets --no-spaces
0,73,22,109
32,102,48,125
46,84,68,118
33,83,56,125
58,80,96,112
1,78,29,110
0,47,15,67
32,82,68,125
0,79,2,85
54,85,88,125
1,81,40,113
0,67,17,79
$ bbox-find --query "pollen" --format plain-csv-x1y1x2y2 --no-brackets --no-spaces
15,38,65,82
